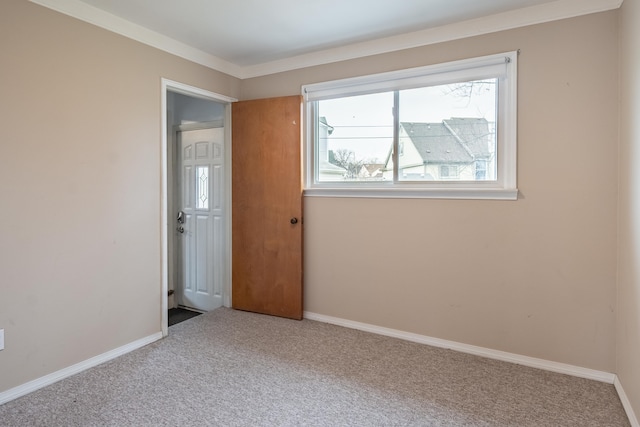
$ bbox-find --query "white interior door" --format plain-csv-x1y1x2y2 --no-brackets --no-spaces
176,126,225,312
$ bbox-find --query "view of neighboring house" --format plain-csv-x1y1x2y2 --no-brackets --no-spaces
383,118,495,181
326,148,385,181
358,163,385,179
318,116,348,181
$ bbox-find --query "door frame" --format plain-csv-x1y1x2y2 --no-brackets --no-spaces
161,79,237,337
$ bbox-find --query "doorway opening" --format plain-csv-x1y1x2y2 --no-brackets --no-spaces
168,307,201,326
161,79,236,336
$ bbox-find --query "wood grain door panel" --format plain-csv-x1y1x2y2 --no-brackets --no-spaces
231,96,303,320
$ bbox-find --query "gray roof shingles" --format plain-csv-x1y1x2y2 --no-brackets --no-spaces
401,118,492,164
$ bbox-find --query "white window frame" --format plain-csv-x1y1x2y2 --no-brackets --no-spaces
302,51,518,200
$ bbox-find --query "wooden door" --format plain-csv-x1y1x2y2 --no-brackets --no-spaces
231,96,303,320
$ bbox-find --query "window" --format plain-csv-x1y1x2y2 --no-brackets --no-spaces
475,160,488,180
439,165,459,180
303,51,518,200
196,166,209,210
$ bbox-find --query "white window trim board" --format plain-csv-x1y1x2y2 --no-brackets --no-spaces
302,51,519,200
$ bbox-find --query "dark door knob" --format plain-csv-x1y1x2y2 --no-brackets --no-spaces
290,217,298,225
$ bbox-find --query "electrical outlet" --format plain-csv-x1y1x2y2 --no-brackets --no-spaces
0,329,4,351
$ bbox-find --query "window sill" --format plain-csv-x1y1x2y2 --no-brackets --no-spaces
303,187,519,200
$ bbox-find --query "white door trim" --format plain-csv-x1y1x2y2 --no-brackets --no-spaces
176,121,224,132
161,78,237,337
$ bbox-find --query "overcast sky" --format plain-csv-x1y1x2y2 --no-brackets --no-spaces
319,80,496,162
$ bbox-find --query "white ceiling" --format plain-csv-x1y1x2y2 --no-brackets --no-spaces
31,0,623,78
77,0,558,66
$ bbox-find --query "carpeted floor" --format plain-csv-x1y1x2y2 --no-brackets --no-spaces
0,307,631,426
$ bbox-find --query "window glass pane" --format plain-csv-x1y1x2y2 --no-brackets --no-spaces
395,79,497,182
317,92,393,182
304,51,518,198
196,166,209,209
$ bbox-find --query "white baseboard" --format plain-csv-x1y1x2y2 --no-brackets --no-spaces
0,332,163,406
3,317,636,426
303,311,615,384
615,375,640,427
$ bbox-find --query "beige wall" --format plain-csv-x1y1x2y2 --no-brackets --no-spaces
0,0,626,400
618,0,640,419
244,11,620,372
0,0,240,393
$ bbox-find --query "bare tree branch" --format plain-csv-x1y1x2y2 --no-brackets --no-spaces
331,149,367,179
